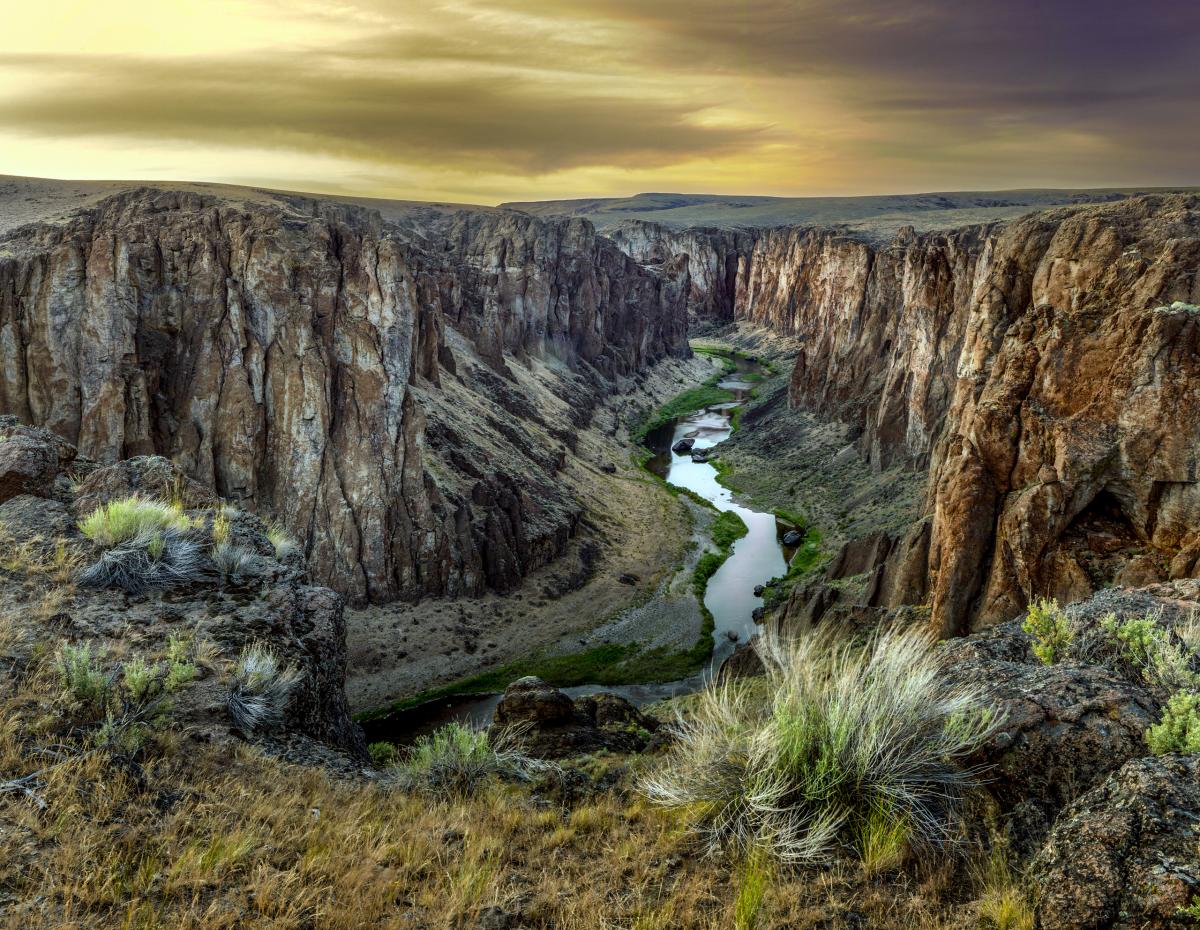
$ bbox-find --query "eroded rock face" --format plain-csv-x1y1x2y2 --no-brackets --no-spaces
608,219,755,322
0,189,689,603
706,195,1200,635
1031,755,1200,930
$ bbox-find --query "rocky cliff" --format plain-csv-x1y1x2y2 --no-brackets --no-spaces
0,188,690,603
607,219,754,323
627,196,1200,636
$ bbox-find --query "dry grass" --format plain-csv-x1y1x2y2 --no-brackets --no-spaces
0,715,1014,930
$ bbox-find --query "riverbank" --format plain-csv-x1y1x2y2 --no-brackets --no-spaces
343,352,718,714
357,340,802,738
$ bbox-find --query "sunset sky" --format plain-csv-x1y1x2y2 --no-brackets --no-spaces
2,0,1197,204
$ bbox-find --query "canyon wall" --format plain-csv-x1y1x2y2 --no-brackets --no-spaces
623,196,1200,635
0,188,690,603
608,220,753,322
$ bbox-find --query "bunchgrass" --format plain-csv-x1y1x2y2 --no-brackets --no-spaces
642,625,1002,866
393,722,551,796
78,496,194,548
226,643,303,734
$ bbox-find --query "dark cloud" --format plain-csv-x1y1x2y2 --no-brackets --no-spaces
0,50,760,173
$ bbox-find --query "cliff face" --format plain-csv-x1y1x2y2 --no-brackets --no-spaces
607,220,754,322
627,195,1200,636
776,196,1200,635
0,189,689,603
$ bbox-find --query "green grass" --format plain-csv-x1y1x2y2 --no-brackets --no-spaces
711,510,749,550
631,348,738,443
78,496,195,547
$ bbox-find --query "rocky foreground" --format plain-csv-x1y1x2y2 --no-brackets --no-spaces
2,418,1198,927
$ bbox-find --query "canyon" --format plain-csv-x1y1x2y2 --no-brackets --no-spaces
611,194,1200,637
1,178,1198,656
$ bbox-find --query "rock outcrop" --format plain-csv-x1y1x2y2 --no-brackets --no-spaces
0,189,689,603
608,220,755,322
0,422,367,763
491,676,660,758
1031,754,1200,930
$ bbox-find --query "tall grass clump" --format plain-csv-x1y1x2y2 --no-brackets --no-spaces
266,524,300,560
642,626,1002,866
395,722,550,796
226,643,303,733
77,496,203,593
78,496,193,547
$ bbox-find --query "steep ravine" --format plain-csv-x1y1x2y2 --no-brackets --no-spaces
618,195,1200,635
0,188,691,604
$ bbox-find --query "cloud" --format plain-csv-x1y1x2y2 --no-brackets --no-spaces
1,0,1197,198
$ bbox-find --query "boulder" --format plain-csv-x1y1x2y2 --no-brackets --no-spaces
491,678,659,758
1031,754,1200,930
781,529,804,546
941,624,1161,854
0,495,76,542
599,463,617,474
0,426,64,504
74,456,219,516
672,437,695,454
718,641,765,681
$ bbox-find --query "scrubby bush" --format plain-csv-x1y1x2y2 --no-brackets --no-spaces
395,722,549,796
369,741,401,768
226,643,303,733
641,626,1002,866
53,640,198,751
1022,598,1073,665
1099,612,1200,692
1145,690,1200,755
56,643,110,713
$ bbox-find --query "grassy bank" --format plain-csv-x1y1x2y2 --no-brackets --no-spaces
359,512,751,725
631,352,737,443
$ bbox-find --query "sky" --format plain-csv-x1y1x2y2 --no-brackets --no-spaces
1,0,1197,204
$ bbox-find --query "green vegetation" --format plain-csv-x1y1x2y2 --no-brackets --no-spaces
77,496,195,547
1099,612,1200,691
642,626,1001,866
1022,598,1073,665
711,510,750,551
395,722,550,796
1146,690,1200,755
632,382,735,443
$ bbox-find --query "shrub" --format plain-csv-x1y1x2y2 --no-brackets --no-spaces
1022,598,1072,665
267,524,300,560
1099,612,1200,692
78,527,203,593
226,643,303,733
1145,690,1200,755
78,496,194,547
641,626,1002,866
369,741,401,768
395,722,549,796
56,643,110,712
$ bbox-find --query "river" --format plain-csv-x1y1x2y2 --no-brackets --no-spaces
362,356,793,742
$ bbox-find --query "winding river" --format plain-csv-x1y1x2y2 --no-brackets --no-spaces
363,357,793,741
